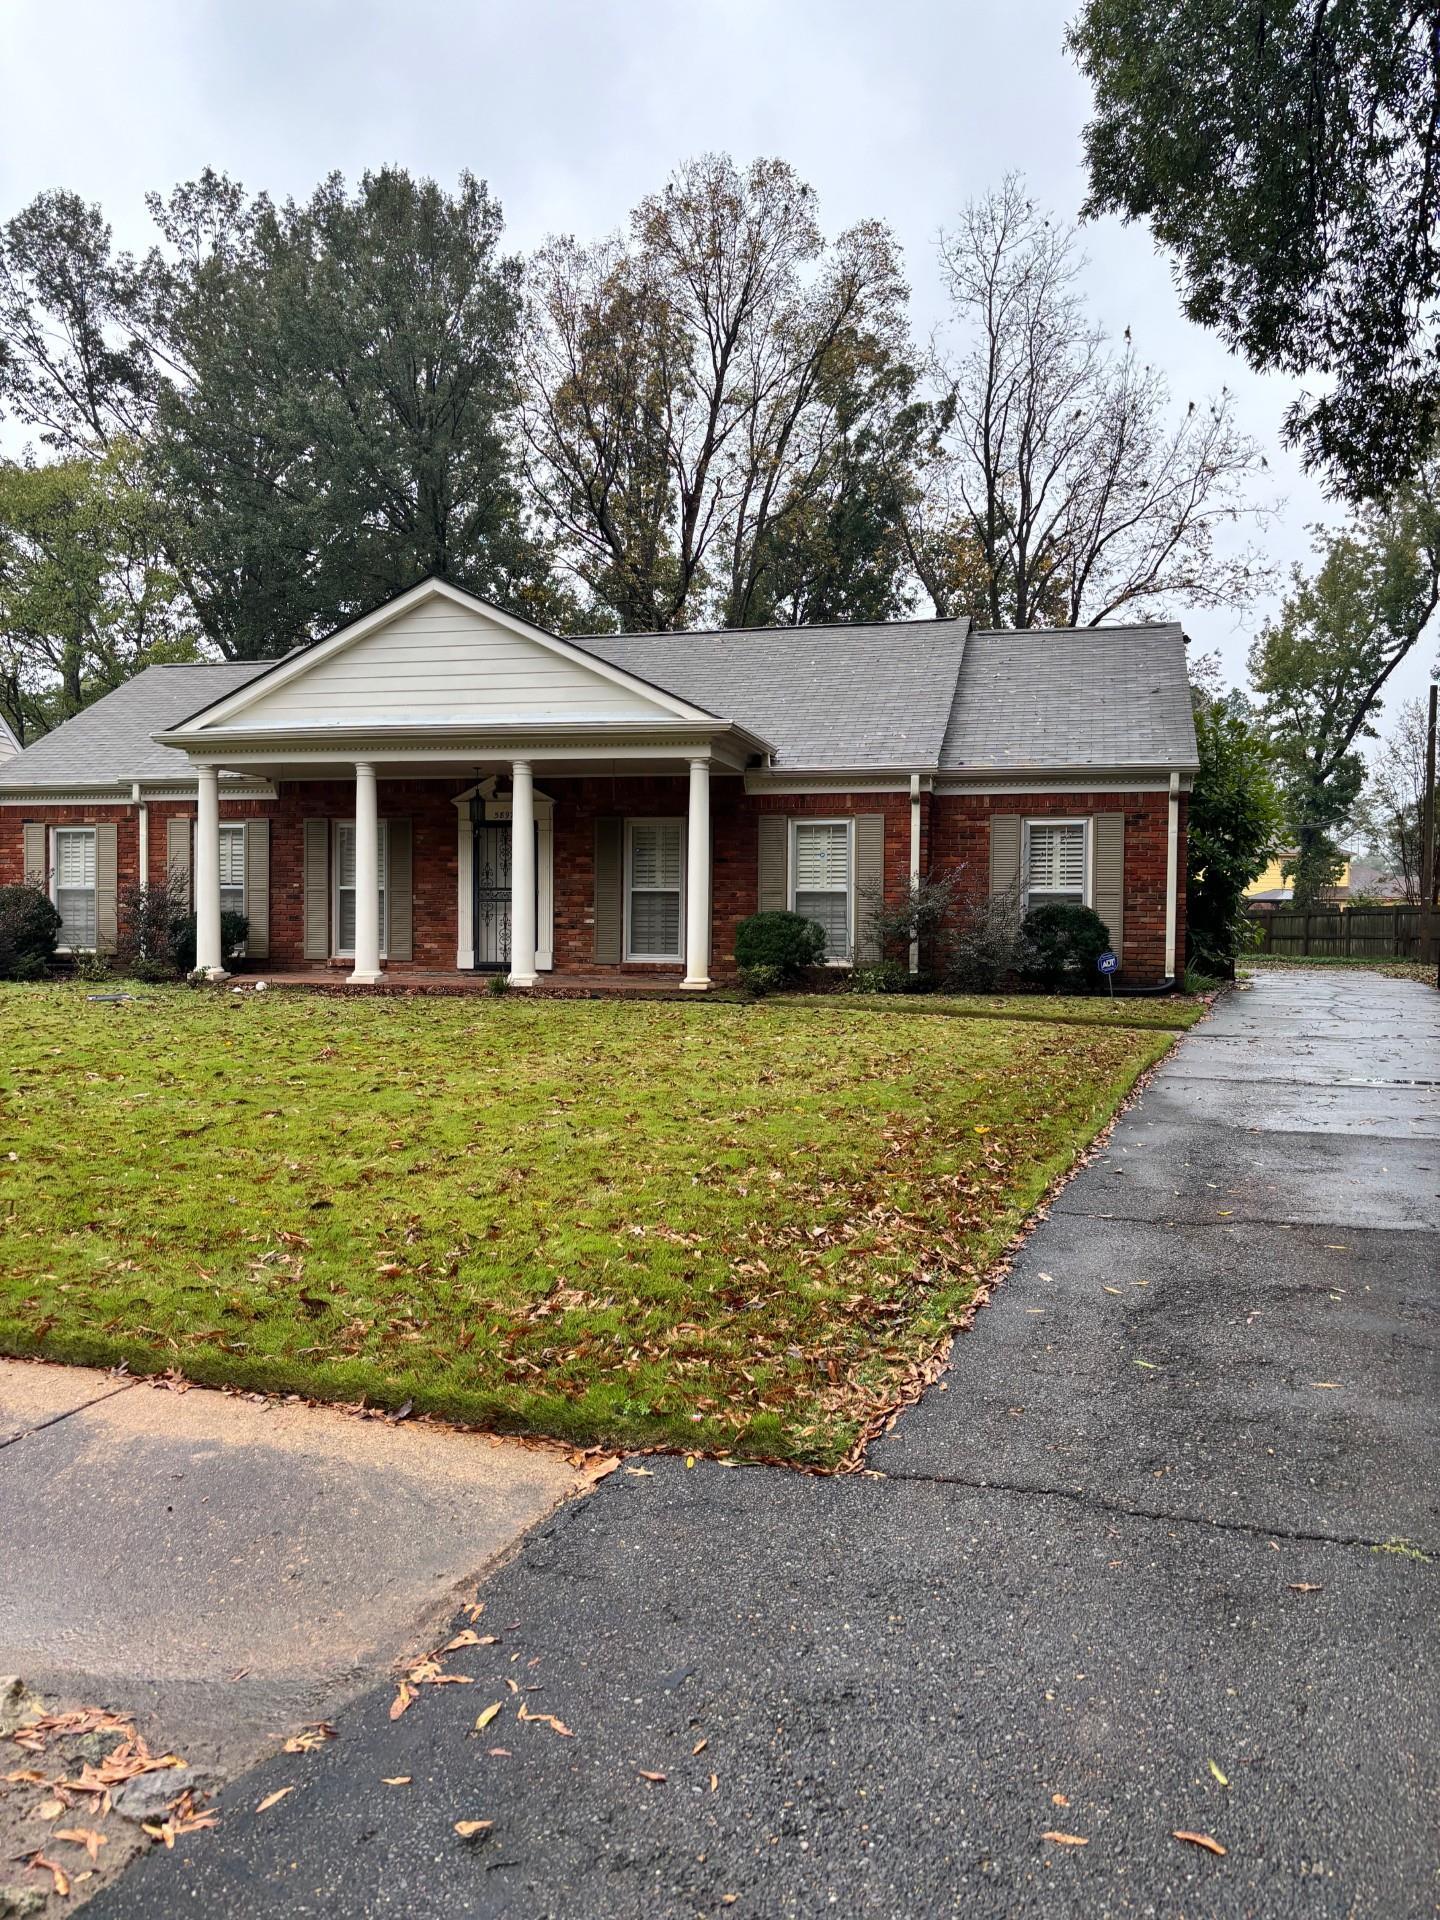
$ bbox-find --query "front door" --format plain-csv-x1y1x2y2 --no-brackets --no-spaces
473,822,511,969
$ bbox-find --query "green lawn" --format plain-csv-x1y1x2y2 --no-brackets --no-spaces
0,987,1173,1465
776,990,1210,1030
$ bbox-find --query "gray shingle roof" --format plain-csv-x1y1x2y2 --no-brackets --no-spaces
579,619,969,768
0,662,271,788
941,625,1197,772
0,613,1197,787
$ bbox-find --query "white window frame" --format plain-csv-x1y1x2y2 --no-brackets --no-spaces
1023,818,1092,910
624,817,685,962
51,826,97,954
790,818,854,965
218,822,246,922
334,819,390,959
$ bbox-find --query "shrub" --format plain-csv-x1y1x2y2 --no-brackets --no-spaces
116,873,186,979
848,960,914,994
170,910,249,976
0,884,62,980
739,962,785,997
1019,901,1112,991
857,873,961,969
488,971,511,996
70,948,113,982
733,911,826,982
940,885,1024,992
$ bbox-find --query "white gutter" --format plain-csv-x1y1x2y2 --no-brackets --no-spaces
1164,770,1181,980
908,773,922,973
133,783,148,892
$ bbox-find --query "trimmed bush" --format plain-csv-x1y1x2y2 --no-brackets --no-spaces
1019,901,1112,992
0,884,62,981
739,962,785,997
848,960,915,995
170,910,249,977
733,911,826,983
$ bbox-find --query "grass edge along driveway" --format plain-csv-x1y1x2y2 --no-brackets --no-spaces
0,989,1176,1467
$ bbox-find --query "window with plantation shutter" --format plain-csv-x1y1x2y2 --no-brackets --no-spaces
53,827,96,951
626,819,683,959
792,820,852,961
1026,821,1087,906
335,820,389,957
218,824,246,920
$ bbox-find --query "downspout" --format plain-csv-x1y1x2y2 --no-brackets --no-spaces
134,784,148,892
1164,770,1180,982
908,773,922,974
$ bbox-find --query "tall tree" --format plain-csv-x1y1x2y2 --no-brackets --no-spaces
1186,667,1283,975
0,169,566,660
1249,471,1440,904
0,440,199,743
1069,0,1440,501
1358,695,1439,903
520,155,916,631
908,178,1269,629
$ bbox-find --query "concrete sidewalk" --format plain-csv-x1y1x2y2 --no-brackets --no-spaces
0,1363,587,1771
79,972,1440,1916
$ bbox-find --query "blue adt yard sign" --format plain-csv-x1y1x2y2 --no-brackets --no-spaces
1097,949,1119,999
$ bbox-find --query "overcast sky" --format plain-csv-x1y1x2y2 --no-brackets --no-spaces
1,0,1433,718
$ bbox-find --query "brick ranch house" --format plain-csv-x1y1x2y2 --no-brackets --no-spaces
0,579,1195,988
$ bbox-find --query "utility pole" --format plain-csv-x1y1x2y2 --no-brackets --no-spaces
1422,683,1438,986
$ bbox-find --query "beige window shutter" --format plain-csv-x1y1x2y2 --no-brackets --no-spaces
593,818,623,963
93,822,119,952
167,816,193,904
757,815,788,912
22,823,46,888
303,819,329,958
853,815,886,964
989,815,1022,896
243,819,270,958
387,819,413,963
1092,812,1125,956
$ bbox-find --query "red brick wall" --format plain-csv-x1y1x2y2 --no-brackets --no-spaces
928,789,1185,983
1,780,1185,983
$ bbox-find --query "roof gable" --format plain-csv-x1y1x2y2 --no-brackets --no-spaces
176,581,724,736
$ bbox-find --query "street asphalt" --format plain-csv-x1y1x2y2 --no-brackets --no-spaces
92,969,1439,1918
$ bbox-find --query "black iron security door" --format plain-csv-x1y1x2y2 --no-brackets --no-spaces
473,822,512,969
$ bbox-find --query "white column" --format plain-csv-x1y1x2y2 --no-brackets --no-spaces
682,755,712,990
350,761,383,985
1164,770,1180,982
194,763,227,979
509,760,538,986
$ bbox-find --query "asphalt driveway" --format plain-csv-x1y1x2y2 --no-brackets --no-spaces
92,970,1440,1918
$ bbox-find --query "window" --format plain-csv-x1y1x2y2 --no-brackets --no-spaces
626,820,683,960
793,820,852,962
53,828,96,951
219,824,246,920
335,821,389,957
1026,821,1087,907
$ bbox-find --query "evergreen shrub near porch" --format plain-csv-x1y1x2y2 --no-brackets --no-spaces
0,989,1172,1465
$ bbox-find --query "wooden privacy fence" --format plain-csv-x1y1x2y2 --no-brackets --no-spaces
1249,904,1438,961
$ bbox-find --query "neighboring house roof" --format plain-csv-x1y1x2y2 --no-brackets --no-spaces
579,618,969,770
941,625,1198,772
0,711,20,762
0,662,270,789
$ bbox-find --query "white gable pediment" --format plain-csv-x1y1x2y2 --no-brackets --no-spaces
180,582,718,735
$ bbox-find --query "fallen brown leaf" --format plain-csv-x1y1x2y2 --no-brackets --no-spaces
636,1769,667,1784
693,1738,708,1756
28,1853,70,1897
454,1819,492,1839
255,1787,294,1814
516,1705,573,1737
389,1682,417,1720
475,1703,503,1731
1288,1582,1323,1593
1051,1793,1070,1807
1173,1830,1226,1856
1041,1831,1089,1846
382,1777,411,1786
282,1724,337,1754
55,1827,107,1863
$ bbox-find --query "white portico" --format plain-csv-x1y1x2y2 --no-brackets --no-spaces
155,580,766,988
